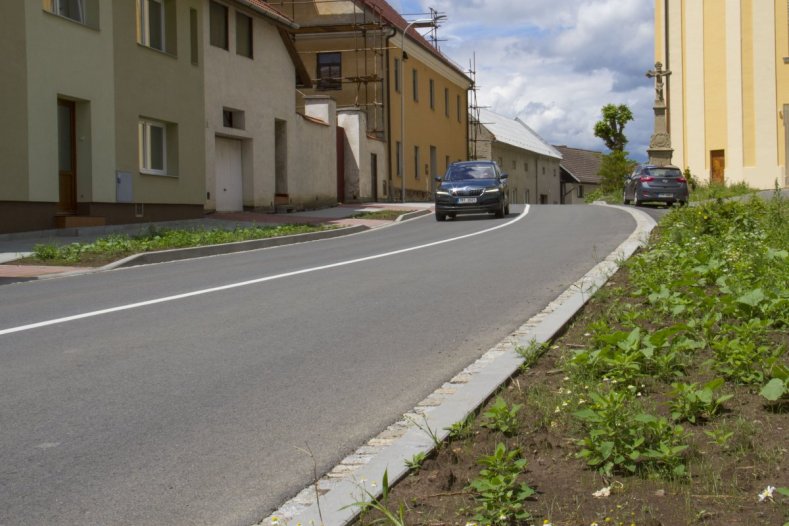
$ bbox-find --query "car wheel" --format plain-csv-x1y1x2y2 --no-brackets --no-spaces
448,213,456,219
633,194,640,207
494,202,505,218
623,191,630,205
435,212,446,222
504,204,510,215
679,200,687,207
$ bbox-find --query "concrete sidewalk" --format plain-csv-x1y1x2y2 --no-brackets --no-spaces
0,203,432,283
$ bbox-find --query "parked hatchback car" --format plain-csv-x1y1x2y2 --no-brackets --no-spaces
434,161,509,221
623,164,689,206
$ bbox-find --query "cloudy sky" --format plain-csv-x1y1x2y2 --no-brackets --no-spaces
393,0,655,160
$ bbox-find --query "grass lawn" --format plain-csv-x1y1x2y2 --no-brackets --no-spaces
18,224,335,267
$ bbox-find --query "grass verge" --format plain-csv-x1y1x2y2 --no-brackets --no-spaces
356,191,788,526
20,224,335,267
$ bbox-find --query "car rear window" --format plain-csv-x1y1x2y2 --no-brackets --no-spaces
645,168,683,178
446,164,496,180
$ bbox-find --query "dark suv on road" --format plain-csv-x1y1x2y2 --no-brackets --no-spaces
623,164,689,206
434,161,509,221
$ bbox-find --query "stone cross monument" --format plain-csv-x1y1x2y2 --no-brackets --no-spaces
646,62,673,166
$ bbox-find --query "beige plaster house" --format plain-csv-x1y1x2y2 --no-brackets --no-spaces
268,0,473,201
1,0,206,234
471,108,562,205
201,0,337,213
0,1,345,233
655,1,787,188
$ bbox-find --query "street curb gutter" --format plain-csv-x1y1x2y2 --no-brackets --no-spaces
102,226,369,270
258,204,657,526
395,209,432,222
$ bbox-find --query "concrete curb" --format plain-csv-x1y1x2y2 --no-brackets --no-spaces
258,204,657,526
395,209,432,222
102,225,369,270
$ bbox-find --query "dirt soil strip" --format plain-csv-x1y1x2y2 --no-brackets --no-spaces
258,204,656,526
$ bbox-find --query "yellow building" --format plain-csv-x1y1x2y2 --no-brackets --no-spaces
270,0,472,201
655,0,788,188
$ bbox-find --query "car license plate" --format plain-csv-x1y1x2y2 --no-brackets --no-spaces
658,193,673,198
458,197,477,204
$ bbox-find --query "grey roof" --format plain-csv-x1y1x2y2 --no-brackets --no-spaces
477,108,562,160
553,145,603,185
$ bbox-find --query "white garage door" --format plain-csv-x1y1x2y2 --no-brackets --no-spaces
215,137,243,212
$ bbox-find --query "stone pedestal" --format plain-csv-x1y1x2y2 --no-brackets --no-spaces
647,99,674,166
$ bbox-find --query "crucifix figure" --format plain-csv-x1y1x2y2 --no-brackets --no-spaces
646,61,671,102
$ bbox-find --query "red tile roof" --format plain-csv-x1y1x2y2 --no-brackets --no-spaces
358,0,470,81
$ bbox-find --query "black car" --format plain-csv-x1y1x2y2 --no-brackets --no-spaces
623,164,689,206
434,161,509,221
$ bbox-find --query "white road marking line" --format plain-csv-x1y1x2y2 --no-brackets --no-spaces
0,207,529,337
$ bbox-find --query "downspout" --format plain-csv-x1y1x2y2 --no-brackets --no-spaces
383,24,397,202
664,0,670,133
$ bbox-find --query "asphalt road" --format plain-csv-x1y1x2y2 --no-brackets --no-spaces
0,204,636,526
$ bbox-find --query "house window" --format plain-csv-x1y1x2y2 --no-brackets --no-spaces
44,0,86,24
412,69,419,102
524,162,529,171
223,108,245,129
236,12,253,58
498,157,503,167
138,0,165,51
209,1,228,50
512,160,516,169
394,58,401,93
190,8,198,64
445,155,450,171
317,52,342,90
139,120,167,175
456,94,461,122
444,88,449,117
577,185,585,198
414,145,420,180
429,79,435,110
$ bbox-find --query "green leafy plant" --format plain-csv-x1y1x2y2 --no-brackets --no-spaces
669,378,733,423
574,389,687,477
404,451,427,472
345,470,406,526
445,414,475,441
481,397,522,436
760,364,789,401
468,443,534,525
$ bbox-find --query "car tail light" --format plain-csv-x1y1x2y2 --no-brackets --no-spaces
639,176,654,182
677,177,687,183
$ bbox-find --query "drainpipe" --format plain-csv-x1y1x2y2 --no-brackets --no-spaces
664,0,670,134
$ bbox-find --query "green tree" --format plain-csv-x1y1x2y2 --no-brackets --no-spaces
594,104,634,152
598,150,636,194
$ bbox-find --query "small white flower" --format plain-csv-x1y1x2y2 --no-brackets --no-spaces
592,486,611,498
270,518,279,524
578,399,586,404
758,485,776,502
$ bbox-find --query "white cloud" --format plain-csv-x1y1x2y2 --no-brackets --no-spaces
404,0,655,159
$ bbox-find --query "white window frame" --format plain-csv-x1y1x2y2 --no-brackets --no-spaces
49,0,86,23
139,120,167,176
138,0,165,51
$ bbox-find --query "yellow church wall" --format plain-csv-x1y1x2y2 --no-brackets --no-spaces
703,2,727,165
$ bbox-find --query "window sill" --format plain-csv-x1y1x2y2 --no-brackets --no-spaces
140,169,177,178
42,9,99,31
137,43,177,59
784,57,789,64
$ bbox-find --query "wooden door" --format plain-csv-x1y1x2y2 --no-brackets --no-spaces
57,99,77,213
710,150,725,185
